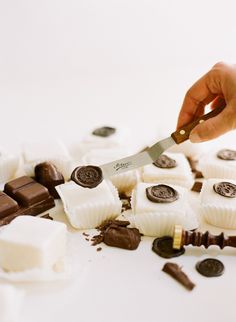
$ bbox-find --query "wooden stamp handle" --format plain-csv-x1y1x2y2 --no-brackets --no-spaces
171,106,225,144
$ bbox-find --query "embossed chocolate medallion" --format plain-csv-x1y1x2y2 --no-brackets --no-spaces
71,166,103,188
152,236,185,258
153,154,177,168
213,181,236,198
146,184,179,203
217,149,236,160
92,126,116,137
195,258,224,277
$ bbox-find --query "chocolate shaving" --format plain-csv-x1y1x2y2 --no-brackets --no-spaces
40,213,53,220
191,181,203,193
96,247,102,252
162,262,195,291
91,219,141,250
82,232,90,237
195,171,204,179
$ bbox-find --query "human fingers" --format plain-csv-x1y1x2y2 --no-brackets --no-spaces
189,103,236,142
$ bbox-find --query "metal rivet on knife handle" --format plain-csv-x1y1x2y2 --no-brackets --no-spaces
171,106,225,144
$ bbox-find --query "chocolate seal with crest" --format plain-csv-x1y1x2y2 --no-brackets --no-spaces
71,165,103,188
196,258,224,277
92,126,116,137
153,154,177,168
217,149,236,160
213,181,236,198
146,184,179,203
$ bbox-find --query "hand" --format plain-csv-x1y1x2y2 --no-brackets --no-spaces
177,62,236,142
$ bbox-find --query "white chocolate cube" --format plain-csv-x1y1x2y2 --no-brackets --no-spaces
82,148,138,194
0,148,19,183
130,182,197,236
0,216,67,272
200,178,236,228
142,152,194,189
131,182,187,215
0,284,24,322
167,139,207,159
56,180,122,229
23,140,72,179
198,146,236,179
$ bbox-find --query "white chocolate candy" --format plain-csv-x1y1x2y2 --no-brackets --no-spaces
141,152,194,189
167,139,207,159
0,284,24,322
130,182,197,236
0,216,67,272
0,148,19,183
23,140,73,179
131,182,188,214
198,146,236,179
200,178,236,229
56,180,122,229
82,148,138,194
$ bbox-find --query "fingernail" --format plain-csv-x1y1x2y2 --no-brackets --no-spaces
189,132,201,143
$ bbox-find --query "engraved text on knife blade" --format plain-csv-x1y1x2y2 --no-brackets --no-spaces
100,151,153,177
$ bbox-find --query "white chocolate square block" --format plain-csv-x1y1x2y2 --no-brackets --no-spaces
142,152,194,189
0,284,24,322
0,216,67,272
198,146,236,179
167,140,207,159
23,140,72,179
82,148,138,194
200,179,236,228
131,182,188,215
56,180,122,229
130,182,197,236
0,148,19,183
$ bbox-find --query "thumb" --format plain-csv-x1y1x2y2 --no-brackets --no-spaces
189,105,236,143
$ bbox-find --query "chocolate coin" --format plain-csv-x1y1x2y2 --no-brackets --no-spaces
71,165,103,188
213,181,236,198
153,154,177,168
195,258,224,277
217,149,236,160
92,126,116,137
146,184,179,203
152,236,185,258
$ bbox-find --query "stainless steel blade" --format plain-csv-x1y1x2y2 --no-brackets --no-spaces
100,136,176,178
148,136,175,161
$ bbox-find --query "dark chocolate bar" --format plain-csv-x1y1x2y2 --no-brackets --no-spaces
0,176,55,226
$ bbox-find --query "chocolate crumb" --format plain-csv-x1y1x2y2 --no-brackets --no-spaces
191,181,203,193
162,262,195,291
40,213,53,220
119,194,131,212
85,238,90,241
96,247,102,252
83,232,90,237
195,171,204,179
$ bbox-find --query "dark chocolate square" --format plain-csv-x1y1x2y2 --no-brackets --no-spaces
4,176,35,197
0,192,19,219
14,183,50,206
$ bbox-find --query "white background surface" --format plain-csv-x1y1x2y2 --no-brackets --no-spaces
1,1,236,321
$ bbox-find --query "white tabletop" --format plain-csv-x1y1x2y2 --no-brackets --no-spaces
1,1,236,321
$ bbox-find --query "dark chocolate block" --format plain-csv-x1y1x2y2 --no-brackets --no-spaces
13,183,49,206
0,176,55,226
35,162,65,199
4,176,34,197
0,192,19,219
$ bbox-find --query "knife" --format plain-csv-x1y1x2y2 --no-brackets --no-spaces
100,106,224,178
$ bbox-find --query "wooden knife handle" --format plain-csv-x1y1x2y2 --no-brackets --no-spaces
171,106,225,144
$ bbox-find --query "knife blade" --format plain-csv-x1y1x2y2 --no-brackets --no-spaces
100,106,224,178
